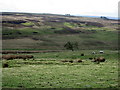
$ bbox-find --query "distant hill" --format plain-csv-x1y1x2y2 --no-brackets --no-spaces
74,14,118,20
1,12,119,50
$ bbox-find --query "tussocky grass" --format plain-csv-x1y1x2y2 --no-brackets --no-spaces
2,50,119,88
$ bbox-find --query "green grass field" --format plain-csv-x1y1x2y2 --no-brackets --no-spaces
2,50,119,88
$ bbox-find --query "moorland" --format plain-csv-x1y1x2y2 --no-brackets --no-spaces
1,12,119,89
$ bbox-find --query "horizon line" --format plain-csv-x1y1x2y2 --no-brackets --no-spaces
1,11,118,19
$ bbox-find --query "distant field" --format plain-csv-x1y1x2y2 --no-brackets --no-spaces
2,12,119,50
2,50,119,88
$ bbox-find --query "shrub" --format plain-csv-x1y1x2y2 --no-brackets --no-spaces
3,63,9,68
64,41,79,51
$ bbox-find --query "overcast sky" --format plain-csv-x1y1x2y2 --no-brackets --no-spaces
0,0,119,17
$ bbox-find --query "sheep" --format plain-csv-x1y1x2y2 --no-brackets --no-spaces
99,51,104,54
92,51,96,54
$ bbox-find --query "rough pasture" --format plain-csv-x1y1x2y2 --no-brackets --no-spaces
2,50,119,88
1,50,62,54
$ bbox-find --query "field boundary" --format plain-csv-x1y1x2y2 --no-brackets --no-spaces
1,50,63,54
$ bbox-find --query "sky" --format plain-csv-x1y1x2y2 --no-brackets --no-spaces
0,0,119,17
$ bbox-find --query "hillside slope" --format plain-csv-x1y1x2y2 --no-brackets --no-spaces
1,12,119,50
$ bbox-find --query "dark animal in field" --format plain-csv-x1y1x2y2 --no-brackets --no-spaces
3,63,9,68
69,60,73,63
89,58,93,60
2,55,34,60
81,53,84,56
92,57,105,62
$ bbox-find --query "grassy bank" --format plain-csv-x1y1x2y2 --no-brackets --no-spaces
2,50,119,88
2,27,118,50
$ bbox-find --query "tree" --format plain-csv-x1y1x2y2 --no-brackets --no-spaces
64,41,79,51
100,16,109,20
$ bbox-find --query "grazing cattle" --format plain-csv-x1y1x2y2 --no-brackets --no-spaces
99,51,104,54
92,57,105,62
